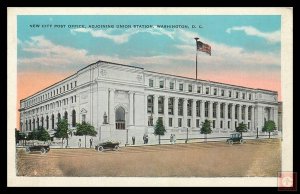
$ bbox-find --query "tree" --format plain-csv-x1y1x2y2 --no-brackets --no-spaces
154,118,166,144
27,128,39,141
75,121,97,148
262,120,277,138
15,129,26,145
235,122,248,138
200,119,212,143
54,119,70,148
37,127,51,142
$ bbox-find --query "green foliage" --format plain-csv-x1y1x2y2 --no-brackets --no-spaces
154,118,166,136
28,128,39,140
200,119,212,135
262,120,276,132
37,127,51,142
235,122,248,133
54,119,70,139
75,122,97,136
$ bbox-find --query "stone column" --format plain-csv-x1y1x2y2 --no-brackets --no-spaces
216,102,220,130
164,96,169,127
183,98,187,127
129,91,134,126
224,103,228,130
273,106,278,129
238,104,242,124
245,105,249,130
153,94,158,124
174,97,178,128
251,106,255,131
144,94,148,127
200,100,205,124
192,99,196,129
109,88,115,127
231,103,235,130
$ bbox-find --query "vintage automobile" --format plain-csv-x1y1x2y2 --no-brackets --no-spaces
25,144,50,154
226,133,245,144
95,140,120,152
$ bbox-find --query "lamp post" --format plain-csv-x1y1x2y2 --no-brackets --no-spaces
126,128,129,146
185,127,189,143
255,122,259,139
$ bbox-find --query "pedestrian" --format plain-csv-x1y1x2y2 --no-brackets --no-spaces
132,136,135,145
90,138,93,148
145,134,149,144
170,134,173,144
143,134,146,144
78,138,81,148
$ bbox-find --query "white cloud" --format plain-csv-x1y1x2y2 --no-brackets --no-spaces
226,26,280,43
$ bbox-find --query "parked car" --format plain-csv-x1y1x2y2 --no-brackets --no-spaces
25,144,50,154
226,133,245,144
95,140,120,152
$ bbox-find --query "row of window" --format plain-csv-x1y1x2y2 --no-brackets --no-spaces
148,79,253,100
23,95,77,116
24,81,77,108
148,117,251,130
147,96,253,120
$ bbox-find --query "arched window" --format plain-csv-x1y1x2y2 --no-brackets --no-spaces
64,111,68,122
51,114,55,129
46,115,49,129
72,110,76,127
57,113,61,122
115,107,125,130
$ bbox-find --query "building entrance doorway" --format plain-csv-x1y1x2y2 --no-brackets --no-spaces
115,107,125,129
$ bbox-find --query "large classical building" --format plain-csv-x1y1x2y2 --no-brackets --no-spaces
19,60,279,143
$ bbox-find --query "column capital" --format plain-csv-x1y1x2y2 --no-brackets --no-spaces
109,88,116,92
128,91,135,95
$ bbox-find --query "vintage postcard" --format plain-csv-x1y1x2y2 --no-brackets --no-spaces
7,7,293,187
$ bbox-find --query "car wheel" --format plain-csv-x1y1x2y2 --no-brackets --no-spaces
229,140,233,145
97,146,104,152
114,145,119,151
25,147,30,153
240,139,244,144
40,147,46,154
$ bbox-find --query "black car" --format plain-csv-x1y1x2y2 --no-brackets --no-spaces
25,144,50,154
226,133,245,144
95,141,120,152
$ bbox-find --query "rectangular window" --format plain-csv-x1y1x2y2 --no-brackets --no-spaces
149,79,154,87
187,119,191,127
178,118,182,127
147,95,154,113
71,83,73,88
71,96,73,103
196,119,200,128
220,121,223,128
188,84,192,92
179,83,184,91
235,121,237,128
205,102,209,117
235,106,238,119
228,105,232,119
63,86,65,92
74,95,76,102
170,82,174,90
220,104,224,118
249,94,252,100
197,86,201,93
229,91,232,97
178,99,183,116
148,116,153,126
213,103,217,118
206,87,209,94
187,99,192,116
214,88,217,95
168,98,174,115
228,121,230,129
242,93,245,99
159,80,164,88
75,81,77,87
236,92,239,98
221,90,225,96
248,108,252,120
242,106,245,120
196,101,200,117
158,96,164,114
169,118,173,127
213,120,215,128
67,84,69,90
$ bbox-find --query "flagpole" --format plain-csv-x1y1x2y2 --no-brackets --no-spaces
194,37,199,80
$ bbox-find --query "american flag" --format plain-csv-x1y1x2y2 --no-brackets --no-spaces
196,41,211,56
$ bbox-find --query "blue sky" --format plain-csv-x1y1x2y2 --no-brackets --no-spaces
17,15,281,76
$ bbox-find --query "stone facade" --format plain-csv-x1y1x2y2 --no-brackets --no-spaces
19,60,279,143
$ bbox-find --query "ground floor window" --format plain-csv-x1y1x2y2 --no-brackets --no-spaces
196,119,200,128
220,121,223,128
212,120,215,128
178,118,182,127
235,121,237,128
228,121,230,129
187,119,191,127
248,122,250,129
169,118,173,127
148,116,153,126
